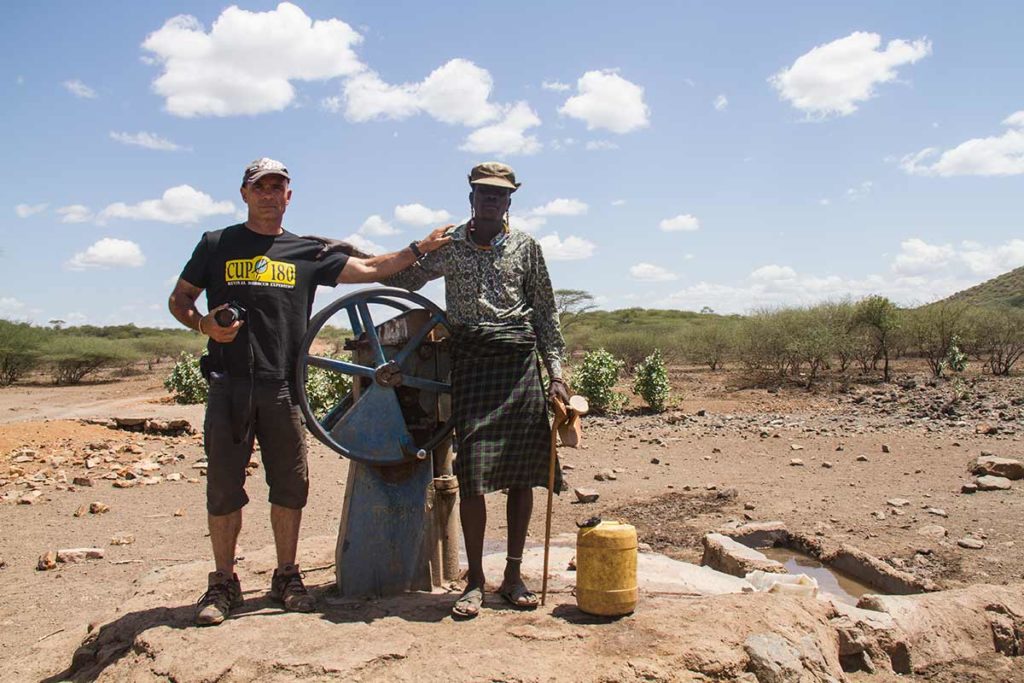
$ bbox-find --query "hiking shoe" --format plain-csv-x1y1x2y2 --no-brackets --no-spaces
270,564,315,612
195,571,243,626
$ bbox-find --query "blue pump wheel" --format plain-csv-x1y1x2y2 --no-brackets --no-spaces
295,287,453,466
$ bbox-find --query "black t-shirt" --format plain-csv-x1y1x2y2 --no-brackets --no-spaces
180,224,348,381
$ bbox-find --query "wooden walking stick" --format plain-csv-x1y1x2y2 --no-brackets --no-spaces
541,394,589,606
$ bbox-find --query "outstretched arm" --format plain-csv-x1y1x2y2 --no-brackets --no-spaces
338,224,452,284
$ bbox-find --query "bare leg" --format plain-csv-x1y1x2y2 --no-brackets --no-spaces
459,494,487,587
209,510,242,575
270,504,302,570
503,488,533,586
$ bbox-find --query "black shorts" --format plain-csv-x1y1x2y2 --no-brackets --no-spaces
204,376,308,516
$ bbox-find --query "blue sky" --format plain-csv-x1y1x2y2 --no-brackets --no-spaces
2,1,1022,327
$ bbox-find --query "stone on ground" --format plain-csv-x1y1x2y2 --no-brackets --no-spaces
970,455,1024,480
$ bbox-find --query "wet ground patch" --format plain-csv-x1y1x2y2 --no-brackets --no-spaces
606,489,736,562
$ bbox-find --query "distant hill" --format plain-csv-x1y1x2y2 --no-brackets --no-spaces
933,266,1024,309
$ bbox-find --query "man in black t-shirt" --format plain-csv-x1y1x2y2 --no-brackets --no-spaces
168,157,451,625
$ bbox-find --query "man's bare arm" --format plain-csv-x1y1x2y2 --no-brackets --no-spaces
167,278,241,344
338,224,453,284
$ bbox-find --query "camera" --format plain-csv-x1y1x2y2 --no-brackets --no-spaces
214,301,247,328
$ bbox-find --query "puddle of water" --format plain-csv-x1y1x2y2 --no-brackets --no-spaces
761,547,876,605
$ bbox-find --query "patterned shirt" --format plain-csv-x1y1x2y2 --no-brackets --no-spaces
383,222,565,379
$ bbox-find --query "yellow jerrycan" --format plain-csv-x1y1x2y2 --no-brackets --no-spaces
576,519,638,616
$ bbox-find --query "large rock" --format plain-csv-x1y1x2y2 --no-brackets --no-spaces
818,544,937,594
974,475,1012,491
858,584,1024,673
827,600,908,674
702,533,787,578
743,632,841,683
31,536,849,683
723,521,790,548
970,455,1024,480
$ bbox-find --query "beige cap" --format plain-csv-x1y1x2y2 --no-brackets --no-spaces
468,161,520,192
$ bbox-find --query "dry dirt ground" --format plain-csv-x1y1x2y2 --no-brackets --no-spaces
0,361,1022,681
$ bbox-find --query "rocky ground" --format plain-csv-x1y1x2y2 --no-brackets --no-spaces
0,361,1022,681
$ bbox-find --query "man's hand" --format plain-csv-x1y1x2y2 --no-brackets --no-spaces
201,304,243,343
415,224,455,255
549,377,571,404
301,234,372,260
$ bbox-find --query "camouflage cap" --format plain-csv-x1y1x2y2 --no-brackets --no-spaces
468,161,520,192
242,157,290,186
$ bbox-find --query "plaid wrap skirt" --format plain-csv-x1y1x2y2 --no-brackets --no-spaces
451,323,562,497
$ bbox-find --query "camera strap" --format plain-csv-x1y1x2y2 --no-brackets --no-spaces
205,228,256,445
223,329,256,445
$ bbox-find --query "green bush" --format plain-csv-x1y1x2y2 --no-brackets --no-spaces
853,295,900,381
906,302,970,378
685,320,737,371
571,348,625,414
632,348,670,411
964,306,1024,375
164,352,208,404
0,320,45,385
42,336,141,385
305,361,353,419
133,334,206,366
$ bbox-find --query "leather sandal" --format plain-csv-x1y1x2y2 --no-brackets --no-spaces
452,586,484,619
498,581,539,609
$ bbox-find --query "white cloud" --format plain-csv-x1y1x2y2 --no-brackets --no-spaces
899,111,1024,177
611,199,626,207
342,58,500,127
959,239,1024,277
846,181,873,200
509,215,547,233
585,140,619,151
819,198,831,206
63,79,97,99
713,94,728,111
891,238,956,275
891,237,1024,279
541,80,571,92
659,214,700,232
394,203,451,226
750,265,798,282
769,31,931,118
654,237,1024,314
336,72,418,120
529,198,588,217
15,203,48,218
110,131,186,151
630,263,677,282
460,101,542,156
0,297,27,319
537,233,596,261
57,205,94,223
142,3,364,117
358,214,399,236
98,185,235,224
559,70,650,134
67,238,146,270
510,197,588,232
